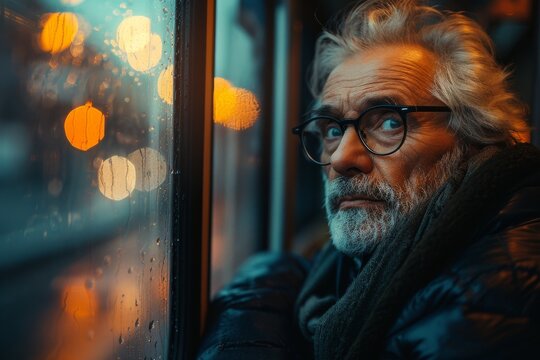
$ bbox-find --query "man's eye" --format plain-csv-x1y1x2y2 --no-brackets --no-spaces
325,126,342,139
380,118,403,131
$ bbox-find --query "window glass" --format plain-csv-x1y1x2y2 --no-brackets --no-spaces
0,0,175,359
211,0,268,294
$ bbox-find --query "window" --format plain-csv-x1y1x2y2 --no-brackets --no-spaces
1,0,177,358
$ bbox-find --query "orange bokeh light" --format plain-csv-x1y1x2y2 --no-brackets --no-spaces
61,279,98,322
213,77,236,123
64,101,105,151
39,12,79,54
213,77,260,130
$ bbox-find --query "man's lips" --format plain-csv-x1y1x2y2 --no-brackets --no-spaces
336,196,384,210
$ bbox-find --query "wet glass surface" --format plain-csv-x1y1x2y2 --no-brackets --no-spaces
0,0,176,358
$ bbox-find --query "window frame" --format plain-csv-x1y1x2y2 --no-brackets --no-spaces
168,0,215,358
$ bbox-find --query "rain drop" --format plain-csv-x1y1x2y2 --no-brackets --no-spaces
148,320,155,332
128,267,133,274
150,257,156,263
118,335,124,344
156,238,161,246
85,278,95,289
135,318,140,327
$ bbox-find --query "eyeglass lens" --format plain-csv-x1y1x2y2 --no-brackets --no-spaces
301,108,405,164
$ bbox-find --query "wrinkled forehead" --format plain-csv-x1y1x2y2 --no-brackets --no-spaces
319,45,438,116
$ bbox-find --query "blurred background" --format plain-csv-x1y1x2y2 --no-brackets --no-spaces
0,0,537,358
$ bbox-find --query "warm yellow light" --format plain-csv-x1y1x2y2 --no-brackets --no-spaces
128,147,167,191
98,156,136,201
127,33,162,72
64,101,105,151
213,77,260,130
226,88,260,130
213,77,237,123
116,16,152,54
39,12,79,54
157,65,174,104
62,279,98,321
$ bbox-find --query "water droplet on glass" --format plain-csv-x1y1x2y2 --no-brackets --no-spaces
149,320,155,332
156,238,161,246
135,299,139,307
128,267,133,274
135,318,140,327
118,335,124,344
103,255,112,266
150,257,156,263
95,267,104,277
87,330,95,340
85,278,95,289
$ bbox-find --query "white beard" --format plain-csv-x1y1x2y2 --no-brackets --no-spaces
324,145,466,257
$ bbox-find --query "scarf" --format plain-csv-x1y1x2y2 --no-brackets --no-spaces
295,143,540,359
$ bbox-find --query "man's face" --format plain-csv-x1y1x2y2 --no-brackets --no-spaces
320,44,460,257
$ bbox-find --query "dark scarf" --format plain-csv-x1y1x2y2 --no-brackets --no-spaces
295,143,540,359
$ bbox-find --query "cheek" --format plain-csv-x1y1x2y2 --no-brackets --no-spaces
378,129,456,185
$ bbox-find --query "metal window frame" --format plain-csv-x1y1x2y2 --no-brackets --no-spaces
168,0,215,359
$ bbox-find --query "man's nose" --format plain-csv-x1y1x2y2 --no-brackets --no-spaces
329,127,373,177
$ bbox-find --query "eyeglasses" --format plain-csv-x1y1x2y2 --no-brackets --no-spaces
291,104,451,165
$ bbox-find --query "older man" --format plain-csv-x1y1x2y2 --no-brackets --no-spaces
198,0,540,359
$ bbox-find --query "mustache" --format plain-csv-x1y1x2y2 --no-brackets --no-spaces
324,176,397,213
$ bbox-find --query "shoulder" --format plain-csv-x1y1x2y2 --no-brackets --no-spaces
198,252,311,360
385,169,540,358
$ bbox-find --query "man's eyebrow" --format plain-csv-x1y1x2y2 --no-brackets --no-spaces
358,97,400,110
309,104,341,118
308,97,400,118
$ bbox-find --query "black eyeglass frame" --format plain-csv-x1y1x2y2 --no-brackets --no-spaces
291,104,451,165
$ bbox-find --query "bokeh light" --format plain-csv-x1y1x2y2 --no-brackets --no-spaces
64,101,105,151
98,156,136,201
39,12,79,54
213,77,260,130
128,147,167,192
116,16,152,54
213,77,237,123
127,33,162,72
226,88,260,130
157,65,174,104
61,278,98,322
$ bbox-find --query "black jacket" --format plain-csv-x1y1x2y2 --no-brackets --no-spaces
198,145,540,359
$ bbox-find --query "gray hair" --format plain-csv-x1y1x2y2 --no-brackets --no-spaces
310,0,528,146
